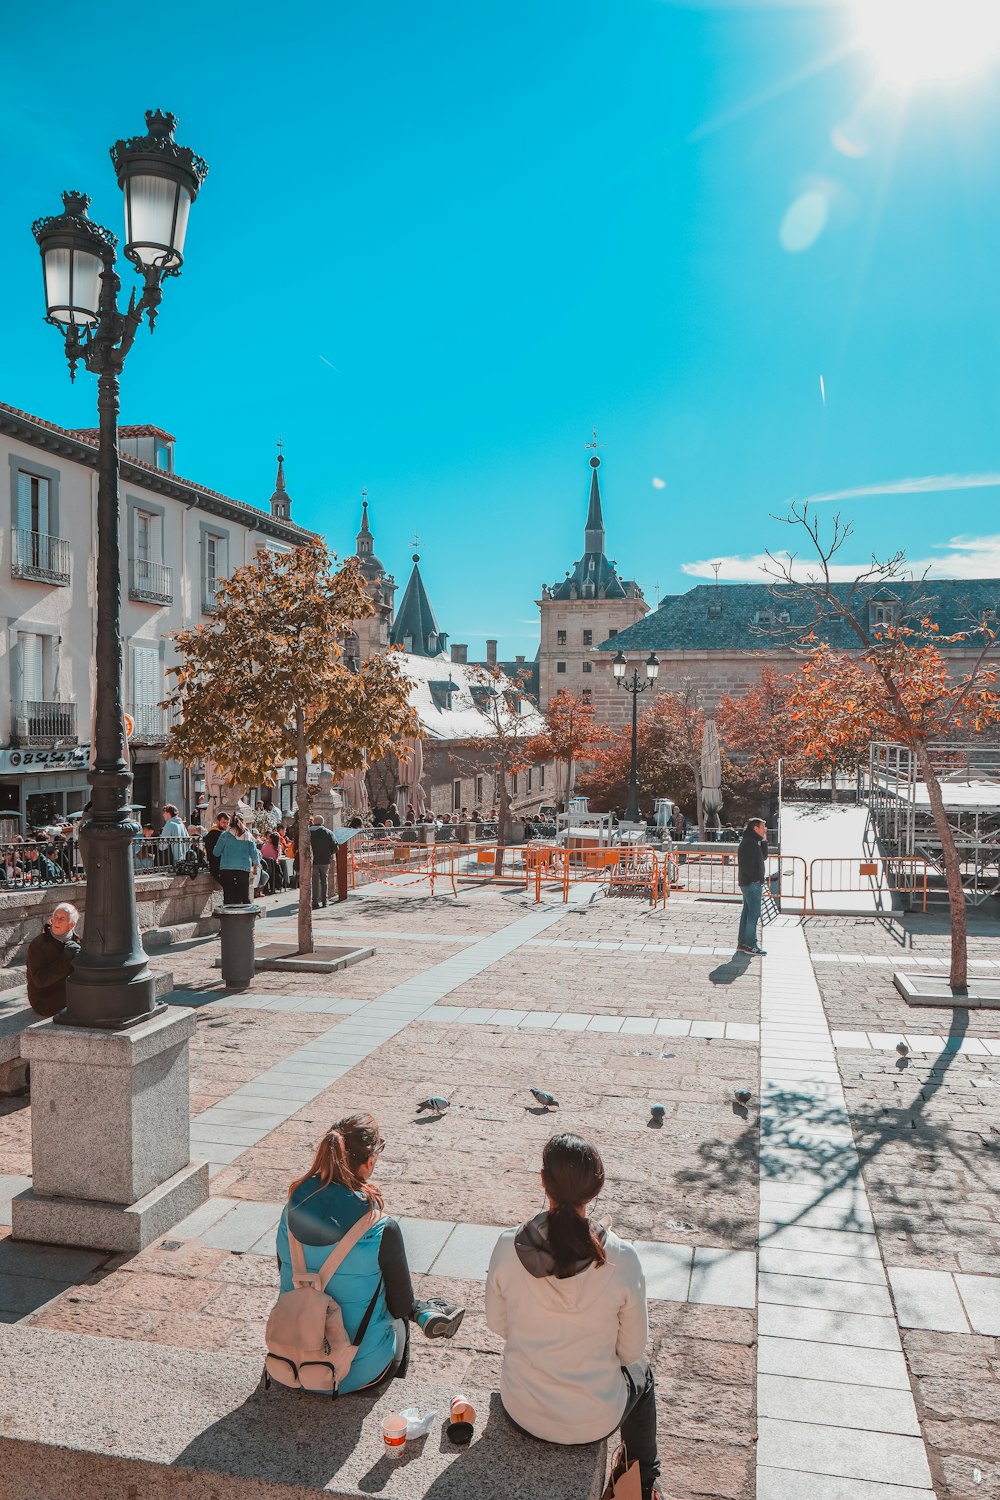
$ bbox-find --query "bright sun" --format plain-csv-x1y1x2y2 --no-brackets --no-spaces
855,0,1000,84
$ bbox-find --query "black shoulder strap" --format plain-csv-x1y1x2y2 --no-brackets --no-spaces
353,1278,384,1351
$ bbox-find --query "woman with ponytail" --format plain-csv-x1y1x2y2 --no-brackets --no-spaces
276,1113,465,1393
486,1134,662,1500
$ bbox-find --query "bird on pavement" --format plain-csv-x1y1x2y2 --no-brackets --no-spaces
650,1104,666,1123
896,1041,910,1057
530,1088,559,1109
734,1089,752,1106
417,1096,451,1114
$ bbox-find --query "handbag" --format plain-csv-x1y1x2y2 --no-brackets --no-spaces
601,1442,642,1500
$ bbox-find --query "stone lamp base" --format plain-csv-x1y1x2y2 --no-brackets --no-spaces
11,1007,208,1253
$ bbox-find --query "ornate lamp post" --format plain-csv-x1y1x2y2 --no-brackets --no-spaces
613,650,660,824
33,112,207,1028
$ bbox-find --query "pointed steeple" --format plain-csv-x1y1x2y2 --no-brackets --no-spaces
354,487,387,580
270,438,291,521
390,551,448,657
584,454,605,554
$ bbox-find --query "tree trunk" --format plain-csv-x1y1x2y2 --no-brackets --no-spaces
295,707,313,956
913,739,968,992
830,762,838,802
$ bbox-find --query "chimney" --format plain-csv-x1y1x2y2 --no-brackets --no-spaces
451,644,468,664
486,639,498,666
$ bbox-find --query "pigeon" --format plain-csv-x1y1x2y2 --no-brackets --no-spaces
417,1096,450,1114
734,1089,753,1106
650,1104,666,1123
530,1088,559,1109
896,1041,910,1057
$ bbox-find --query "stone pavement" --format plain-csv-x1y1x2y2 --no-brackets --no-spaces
1,880,998,1498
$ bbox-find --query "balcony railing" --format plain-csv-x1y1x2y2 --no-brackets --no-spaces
202,580,219,614
131,703,168,742
129,557,173,604
11,528,71,585
13,700,77,747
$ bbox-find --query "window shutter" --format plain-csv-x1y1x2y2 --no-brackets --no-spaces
16,473,31,534
18,632,42,702
131,646,160,707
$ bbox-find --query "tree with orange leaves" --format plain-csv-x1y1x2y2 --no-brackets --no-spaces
716,667,800,796
766,504,1000,991
578,687,710,830
526,689,605,807
786,648,876,798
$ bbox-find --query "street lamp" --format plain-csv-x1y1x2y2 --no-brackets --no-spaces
614,650,660,824
33,112,207,1028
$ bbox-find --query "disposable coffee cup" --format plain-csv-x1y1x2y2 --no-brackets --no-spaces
450,1396,476,1424
383,1414,407,1457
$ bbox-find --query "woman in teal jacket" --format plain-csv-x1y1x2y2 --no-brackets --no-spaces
276,1113,465,1393
213,813,261,905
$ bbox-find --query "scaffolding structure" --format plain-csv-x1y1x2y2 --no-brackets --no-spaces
866,740,1000,904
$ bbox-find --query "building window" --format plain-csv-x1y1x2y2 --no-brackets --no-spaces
129,506,172,603
452,779,462,811
12,470,70,585
582,660,592,674
201,530,228,612
556,661,566,674
154,442,172,472
870,602,896,630
583,629,593,646
527,767,533,792
582,689,592,706
475,775,484,805
512,774,518,796
608,628,618,639
557,630,567,645
540,764,545,788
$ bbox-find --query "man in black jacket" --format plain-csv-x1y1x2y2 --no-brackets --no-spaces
203,812,230,884
309,815,336,908
26,902,81,1017
737,818,768,956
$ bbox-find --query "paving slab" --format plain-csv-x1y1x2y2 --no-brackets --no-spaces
757,1373,921,1436
631,1240,692,1301
688,1246,756,1309
756,1336,910,1391
756,1417,933,1489
757,1473,936,1500
954,1272,1000,1335
887,1266,971,1333
398,1216,458,1275
428,1221,502,1279
201,1201,284,1252
758,1248,888,1286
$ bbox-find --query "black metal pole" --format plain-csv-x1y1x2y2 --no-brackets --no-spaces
625,672,641,823
61,268,159,1028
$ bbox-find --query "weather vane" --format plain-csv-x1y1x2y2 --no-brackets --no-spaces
277,434,283,458
585,428,599,453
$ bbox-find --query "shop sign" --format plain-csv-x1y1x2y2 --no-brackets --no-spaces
0,746,91,774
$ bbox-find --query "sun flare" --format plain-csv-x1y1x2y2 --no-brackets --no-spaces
855,0,1000,85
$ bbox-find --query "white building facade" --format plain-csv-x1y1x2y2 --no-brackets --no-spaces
0,402,313,829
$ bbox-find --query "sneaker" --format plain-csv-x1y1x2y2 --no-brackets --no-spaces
414,1297,465,1339
753,946,768,956
736,945,754,954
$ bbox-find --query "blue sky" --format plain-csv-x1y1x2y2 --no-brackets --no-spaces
4,1,1000,657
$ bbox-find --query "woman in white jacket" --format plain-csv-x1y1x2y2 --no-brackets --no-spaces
486,1134,662,1500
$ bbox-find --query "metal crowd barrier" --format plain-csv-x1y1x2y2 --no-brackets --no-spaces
808,855,929,913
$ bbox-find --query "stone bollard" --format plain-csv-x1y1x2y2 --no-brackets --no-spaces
217,904,261,989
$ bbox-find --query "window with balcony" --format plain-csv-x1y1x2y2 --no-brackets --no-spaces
130,645,167,742
12,630,75,745
12,470,69,585
129,506,173,604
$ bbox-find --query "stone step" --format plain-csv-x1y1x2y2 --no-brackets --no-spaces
0,1326,606,1500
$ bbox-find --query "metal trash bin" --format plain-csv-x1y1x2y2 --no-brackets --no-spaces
217,903,261,989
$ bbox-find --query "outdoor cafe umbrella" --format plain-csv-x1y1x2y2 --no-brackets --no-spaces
701,718,723,834
341,758,369,813
397,736,427,816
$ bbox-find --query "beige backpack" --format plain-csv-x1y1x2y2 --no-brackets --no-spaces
264,1205,382,1397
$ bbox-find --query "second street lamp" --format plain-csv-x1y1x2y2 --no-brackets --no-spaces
614,650,660,824
32,111,208,1029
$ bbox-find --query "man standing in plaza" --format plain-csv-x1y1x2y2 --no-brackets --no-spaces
737,817,768,956
309,814,336,909
203,811,230,885
26,902,81,1018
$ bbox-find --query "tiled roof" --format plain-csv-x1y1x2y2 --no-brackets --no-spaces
599,580,1000,653
390,555,447,657
0,400,315,546
74,423,176,441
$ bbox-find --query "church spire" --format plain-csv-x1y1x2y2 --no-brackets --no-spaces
269,437,291,521
584,454,605,555
390,549,448,657
356,487,373,556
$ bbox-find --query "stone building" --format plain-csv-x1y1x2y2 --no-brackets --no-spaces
593,579,1000,719
0,403,312,827
537,453,647,709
